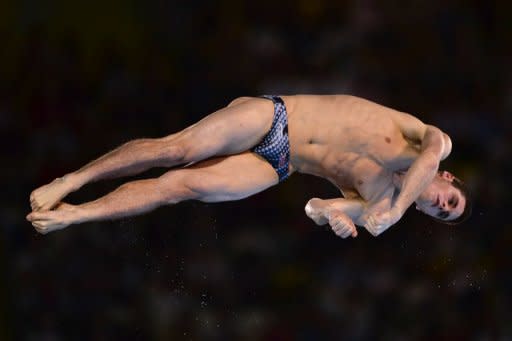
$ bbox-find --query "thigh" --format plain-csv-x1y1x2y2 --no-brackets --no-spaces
165,152,279,203
166,97,275,160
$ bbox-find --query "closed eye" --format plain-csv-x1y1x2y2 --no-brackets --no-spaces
448,196,458,207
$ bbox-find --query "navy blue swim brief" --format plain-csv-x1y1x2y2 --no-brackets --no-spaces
251,95,290,182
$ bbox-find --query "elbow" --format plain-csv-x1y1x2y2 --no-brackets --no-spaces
305,198,320,218
423,127,451,162
441,133,452,160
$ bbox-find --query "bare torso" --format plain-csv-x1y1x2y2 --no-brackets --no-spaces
282,95,422,206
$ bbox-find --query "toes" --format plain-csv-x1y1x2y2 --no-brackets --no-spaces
28,211,51,221
32,202,41,211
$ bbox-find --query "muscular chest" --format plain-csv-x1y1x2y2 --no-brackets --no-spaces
326,153,394,202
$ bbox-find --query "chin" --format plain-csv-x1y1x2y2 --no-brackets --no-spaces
417,191,433,204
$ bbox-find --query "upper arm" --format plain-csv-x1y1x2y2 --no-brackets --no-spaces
389,111,427,142
390,111,452,160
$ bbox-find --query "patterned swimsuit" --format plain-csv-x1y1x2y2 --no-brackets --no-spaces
251,95,291,182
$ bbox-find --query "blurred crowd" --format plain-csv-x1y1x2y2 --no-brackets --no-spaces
1,0,511,339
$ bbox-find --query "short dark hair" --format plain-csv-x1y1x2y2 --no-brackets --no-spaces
431,176,472,225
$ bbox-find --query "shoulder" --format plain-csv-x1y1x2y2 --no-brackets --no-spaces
387,111,428,142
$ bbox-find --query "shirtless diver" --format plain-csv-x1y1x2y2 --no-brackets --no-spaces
27,95,471,238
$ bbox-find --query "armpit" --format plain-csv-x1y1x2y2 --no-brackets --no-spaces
339,188,361,200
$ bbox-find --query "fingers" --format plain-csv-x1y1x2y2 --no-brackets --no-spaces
330,215,357,239
334,224,356,238
364,215,382,237
32,221,49,235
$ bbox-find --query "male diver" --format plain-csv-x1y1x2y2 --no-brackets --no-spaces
27,95,471,237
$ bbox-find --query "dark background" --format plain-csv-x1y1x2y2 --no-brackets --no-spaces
1,0,511,339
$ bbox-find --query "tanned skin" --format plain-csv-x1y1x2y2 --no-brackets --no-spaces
28,95,464,238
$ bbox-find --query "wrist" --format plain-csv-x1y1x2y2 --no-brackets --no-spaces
392,204,406,216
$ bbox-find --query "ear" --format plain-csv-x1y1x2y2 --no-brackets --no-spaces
440,170,455,182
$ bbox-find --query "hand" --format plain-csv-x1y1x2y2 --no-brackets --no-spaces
363,207,403,237
327,211,358,239
26,202,78,234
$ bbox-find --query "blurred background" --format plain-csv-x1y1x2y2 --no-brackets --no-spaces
1,0,511,339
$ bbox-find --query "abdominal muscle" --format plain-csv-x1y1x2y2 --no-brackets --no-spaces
314,149,396,202
288,123,417,202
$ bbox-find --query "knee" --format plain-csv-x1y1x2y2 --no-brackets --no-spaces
227,96,251,107
180,171,235,202
159,171,201,204
181,173,216,201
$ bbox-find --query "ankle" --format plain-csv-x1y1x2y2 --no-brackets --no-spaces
59,173,82,192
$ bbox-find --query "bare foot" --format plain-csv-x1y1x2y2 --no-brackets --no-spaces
27,202,78,234
30,176,77,211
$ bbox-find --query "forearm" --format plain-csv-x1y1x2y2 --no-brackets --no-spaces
393,125,446,213
394,151,439,213
305,198,365,225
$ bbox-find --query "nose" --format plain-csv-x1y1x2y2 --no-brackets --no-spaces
440,200,447,209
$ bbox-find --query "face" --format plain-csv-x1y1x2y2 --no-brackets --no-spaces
415,171,466,222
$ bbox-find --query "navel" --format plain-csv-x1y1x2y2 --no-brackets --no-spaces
357,179,364,185
385,137,391,143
